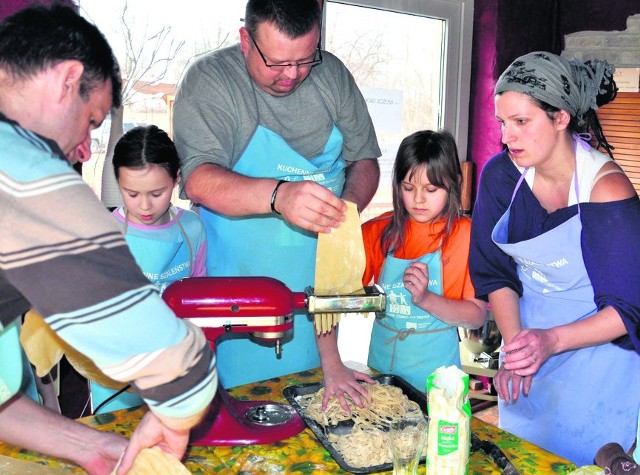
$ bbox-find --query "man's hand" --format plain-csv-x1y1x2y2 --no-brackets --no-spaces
274,180,347,233
0,393,128,475
78,431,128,475
116,411,190,475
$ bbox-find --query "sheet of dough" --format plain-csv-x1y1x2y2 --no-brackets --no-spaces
0,455,70,474
314,201,366,334
21,310,126,390
117,447,191,475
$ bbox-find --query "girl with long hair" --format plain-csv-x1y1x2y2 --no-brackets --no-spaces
362,129,485,391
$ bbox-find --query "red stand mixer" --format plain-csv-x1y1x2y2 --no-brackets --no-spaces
162,276,385,446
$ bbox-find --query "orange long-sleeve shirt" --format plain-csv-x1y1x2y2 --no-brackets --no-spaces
362,212,475,301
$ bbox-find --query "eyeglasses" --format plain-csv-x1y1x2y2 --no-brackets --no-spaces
249,31,322,71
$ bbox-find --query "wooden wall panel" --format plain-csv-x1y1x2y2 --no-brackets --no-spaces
595,92,640,195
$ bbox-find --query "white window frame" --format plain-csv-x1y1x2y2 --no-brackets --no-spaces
324,0,473,160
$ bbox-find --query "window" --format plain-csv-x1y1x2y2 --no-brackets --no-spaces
77,1,245,207
324,0,473,223
79,1,472,216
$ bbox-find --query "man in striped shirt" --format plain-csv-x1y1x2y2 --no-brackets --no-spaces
0,6,217,474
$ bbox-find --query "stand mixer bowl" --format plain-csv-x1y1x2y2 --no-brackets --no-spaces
458,310,501,355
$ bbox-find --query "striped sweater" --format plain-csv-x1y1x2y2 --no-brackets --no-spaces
0,113,216,424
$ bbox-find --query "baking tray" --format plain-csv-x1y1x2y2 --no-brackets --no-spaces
283,374,428,473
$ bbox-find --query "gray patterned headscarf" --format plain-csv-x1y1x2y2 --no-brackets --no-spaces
495,51,615,126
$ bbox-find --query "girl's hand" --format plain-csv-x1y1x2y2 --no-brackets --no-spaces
321,362,374,413
403,262,430,306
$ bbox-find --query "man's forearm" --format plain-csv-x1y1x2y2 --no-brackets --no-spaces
0,393,115,460
341,159,380,211
0,394,62,451
185,163,277,216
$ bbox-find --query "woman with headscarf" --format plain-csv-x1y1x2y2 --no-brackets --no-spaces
469,51,640,466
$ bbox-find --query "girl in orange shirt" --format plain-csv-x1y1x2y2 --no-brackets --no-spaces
362,129,486,391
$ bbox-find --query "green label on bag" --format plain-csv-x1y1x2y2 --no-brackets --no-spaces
437,420,459,456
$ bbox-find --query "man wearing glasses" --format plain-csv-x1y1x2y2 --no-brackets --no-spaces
173,0,380,407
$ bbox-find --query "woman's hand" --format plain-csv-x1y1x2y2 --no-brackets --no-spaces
493,364,533,401
495,327,558,400
502,328,557,376
115,411,190,475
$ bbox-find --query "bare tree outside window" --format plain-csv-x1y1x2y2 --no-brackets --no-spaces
77,0,241,206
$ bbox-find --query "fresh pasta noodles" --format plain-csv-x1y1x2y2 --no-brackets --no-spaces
297,383,424,468
328,427,391,467
298,382,421,428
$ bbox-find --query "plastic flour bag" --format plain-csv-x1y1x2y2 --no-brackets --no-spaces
426,365,471,475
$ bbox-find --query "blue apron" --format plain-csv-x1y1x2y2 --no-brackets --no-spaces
120,208,194,294
492,166,640,466
368,249,459,392
0,320,39,404
635,415,640,463
202,118,346,388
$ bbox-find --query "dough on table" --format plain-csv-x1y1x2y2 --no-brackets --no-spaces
0,455,71,474
115,447,190,474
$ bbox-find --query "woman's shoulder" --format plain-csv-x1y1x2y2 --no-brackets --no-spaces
480,150,518,180
361,212,392,249
173,206,207,243
476,150,521,204
582,147,637,203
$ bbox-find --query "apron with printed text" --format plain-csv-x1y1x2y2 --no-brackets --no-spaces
368,250,459,392
492,167,640,466
120,210,194,295
202,120,346,388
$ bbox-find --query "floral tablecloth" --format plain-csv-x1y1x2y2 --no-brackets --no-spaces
0,366,577,474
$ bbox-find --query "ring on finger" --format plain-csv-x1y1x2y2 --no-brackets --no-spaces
531,354,537,364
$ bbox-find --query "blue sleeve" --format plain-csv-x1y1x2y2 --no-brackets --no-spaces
469,152,523,300
581,196,640,352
